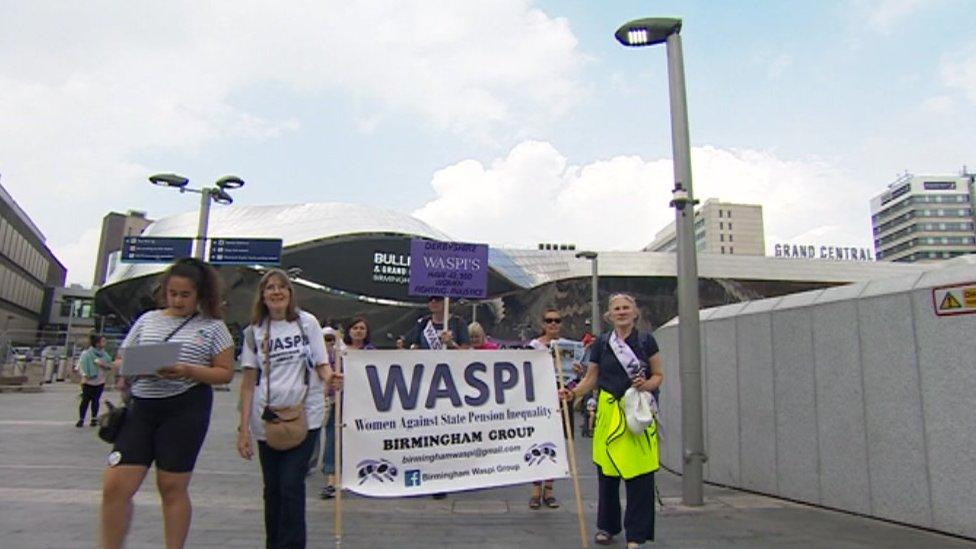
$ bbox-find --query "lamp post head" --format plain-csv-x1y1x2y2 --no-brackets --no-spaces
575,251,598,260
212,189,234,205
615,17,682,47
215,175,244,190
148,173,190,188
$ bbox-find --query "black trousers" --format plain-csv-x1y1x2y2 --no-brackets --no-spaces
79,384,104,421
258,429,319,549
597,468,655,543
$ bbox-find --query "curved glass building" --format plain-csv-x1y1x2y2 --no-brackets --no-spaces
97,202,929,346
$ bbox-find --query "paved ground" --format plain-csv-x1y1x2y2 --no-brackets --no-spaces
1,383,973,548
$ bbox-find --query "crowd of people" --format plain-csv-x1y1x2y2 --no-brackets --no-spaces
84,258,663,549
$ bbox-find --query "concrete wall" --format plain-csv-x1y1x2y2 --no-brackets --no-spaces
655,259,976,538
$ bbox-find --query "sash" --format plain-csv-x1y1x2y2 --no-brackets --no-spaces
609,330,643,377
422,319,443,350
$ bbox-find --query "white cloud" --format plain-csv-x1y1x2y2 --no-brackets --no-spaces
921,95,954,113
0,1,585,284
53,226,102,288
414,141,875,253
941,43,976,104
855,0,929,34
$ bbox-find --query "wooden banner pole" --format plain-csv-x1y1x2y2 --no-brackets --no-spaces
554,346,590,548
333,353,344,546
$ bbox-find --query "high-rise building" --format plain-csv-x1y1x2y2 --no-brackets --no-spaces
93,210,153,286
870,171,976,263
643,198,765,256
0,178,67,335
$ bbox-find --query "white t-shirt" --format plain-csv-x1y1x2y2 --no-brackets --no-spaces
240,311,327,440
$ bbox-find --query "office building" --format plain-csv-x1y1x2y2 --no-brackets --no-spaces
0,178,67,337
93,210,153,286
870,171,976,263
643,198,765,256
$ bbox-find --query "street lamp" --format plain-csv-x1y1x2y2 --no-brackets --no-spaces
149,173,245,259
616,16,706,506
574,251,600,335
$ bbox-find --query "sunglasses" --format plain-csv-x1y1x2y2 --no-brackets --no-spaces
543,318,562,324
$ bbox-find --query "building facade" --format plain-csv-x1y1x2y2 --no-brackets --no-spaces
93,210,153,286
0,179,67,341
870,172,976,263
644,198,765,256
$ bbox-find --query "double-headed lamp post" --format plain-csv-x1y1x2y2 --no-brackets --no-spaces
149,174,245,259
615,17,705,506
574,251,600,335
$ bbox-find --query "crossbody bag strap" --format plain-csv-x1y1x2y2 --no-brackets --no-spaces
264,316,272,409
163,312,198,342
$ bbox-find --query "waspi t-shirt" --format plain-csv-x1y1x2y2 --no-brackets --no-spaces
240,311,327,440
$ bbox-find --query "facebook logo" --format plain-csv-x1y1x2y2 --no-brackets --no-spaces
405,469,422,487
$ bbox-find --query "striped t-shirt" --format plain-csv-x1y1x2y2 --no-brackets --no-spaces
121,310,234,399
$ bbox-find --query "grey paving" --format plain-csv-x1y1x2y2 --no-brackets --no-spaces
0,384,972,548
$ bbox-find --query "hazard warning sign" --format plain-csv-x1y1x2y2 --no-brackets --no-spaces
932,282,976,316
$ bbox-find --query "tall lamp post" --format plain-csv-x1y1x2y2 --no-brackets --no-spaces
574,251,600,335
615,17,705,506
149,174,245,259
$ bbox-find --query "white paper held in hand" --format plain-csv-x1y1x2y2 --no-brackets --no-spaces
120,342,184,376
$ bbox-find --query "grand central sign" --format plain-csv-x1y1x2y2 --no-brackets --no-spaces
773,243,874,261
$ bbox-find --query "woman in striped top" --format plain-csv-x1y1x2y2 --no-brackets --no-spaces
101,258,235,549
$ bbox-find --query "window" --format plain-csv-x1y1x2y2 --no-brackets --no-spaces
728,222,733,230
727,210,732,218
730,247,734,254
720,234,724,242
729,234,734,242
718,210,723,218
719,222,724,229
721,246,725,254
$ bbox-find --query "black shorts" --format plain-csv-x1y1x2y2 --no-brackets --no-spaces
111,384,213,473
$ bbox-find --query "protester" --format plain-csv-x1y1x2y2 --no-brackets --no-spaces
319,317,373,499
236,268,335,549
467,321,499,350
404,296,470,350
560,293,663,548
404,296,468,499
312,326,343,495
526,308,568,510
101,257,235,549
76,334,112,427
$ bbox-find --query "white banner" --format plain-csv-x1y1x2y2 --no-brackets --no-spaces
340,349,569,497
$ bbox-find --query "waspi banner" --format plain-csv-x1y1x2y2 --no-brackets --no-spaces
340,349,568,497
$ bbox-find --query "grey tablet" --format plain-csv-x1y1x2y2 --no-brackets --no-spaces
120,342,184,376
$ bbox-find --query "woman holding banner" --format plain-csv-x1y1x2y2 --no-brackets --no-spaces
237,269,337,549
559,293,663,548
319,317,374,499
526,308,567,510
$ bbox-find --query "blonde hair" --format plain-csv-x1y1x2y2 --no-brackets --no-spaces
468,321,486,339
603,293,640,322
250,269,299,324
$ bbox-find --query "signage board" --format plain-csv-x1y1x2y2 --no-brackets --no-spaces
340,349,568,497
408,239,489,298
932,282,976,317
120,237,193,263
774,243,874,261
208,238,282,265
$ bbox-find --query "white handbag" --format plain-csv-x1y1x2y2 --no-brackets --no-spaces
622,387,657,435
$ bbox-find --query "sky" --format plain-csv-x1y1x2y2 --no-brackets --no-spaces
1,0,974,285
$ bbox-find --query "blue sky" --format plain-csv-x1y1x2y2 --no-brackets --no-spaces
1,0,973,284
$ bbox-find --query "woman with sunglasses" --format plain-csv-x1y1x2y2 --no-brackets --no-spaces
237,269,337,548
559,293,663,548
525,308,568,510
